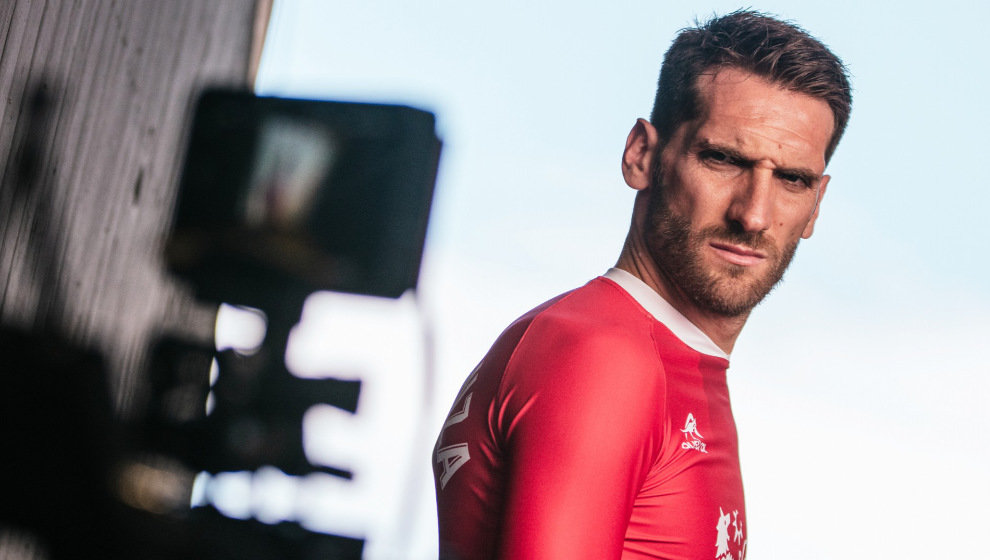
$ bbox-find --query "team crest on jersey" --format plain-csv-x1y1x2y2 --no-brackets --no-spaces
680,412,707,453
715,507,746,560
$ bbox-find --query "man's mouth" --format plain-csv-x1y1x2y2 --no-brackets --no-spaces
708,241,767,267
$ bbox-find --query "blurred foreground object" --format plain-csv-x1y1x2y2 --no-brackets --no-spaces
139,89,441,557
166,89,441,306
2,83,441,559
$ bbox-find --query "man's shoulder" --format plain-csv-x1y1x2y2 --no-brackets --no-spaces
511,276,650,342
498,277,662,373
490,278,667,425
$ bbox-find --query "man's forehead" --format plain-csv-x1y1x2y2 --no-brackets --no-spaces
688,68,833,168
694,68,818,112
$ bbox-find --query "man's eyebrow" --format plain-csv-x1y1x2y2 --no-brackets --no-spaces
696,141,752,165
696,140,822,183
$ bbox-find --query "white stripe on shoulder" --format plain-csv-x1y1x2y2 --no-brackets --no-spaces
603,267,730,360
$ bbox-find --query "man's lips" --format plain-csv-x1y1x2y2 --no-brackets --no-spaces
709,241,767,266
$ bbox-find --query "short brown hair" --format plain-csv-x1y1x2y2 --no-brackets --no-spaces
650,10,852,162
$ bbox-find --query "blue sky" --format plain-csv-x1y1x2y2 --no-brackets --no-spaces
208,1,990,557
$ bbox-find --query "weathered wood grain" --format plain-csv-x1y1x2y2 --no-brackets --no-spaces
0,0,261,414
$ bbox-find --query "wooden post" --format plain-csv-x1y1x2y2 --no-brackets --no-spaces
0,0,265,414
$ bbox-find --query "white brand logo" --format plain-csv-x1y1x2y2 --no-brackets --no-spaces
681,412,707,453
715,507,746,560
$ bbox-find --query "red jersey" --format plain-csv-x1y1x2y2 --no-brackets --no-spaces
433,269,747,560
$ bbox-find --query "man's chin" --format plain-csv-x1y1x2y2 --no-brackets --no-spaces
694,273,776,317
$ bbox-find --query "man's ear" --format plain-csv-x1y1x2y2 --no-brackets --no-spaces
622,118,659,191
801,174,829,239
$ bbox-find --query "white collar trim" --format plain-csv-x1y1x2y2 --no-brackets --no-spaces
604,268,730,360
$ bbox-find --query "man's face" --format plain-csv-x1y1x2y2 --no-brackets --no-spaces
646,68,834,317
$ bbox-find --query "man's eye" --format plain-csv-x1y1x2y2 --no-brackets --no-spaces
700,149,729,163
779,173,810,187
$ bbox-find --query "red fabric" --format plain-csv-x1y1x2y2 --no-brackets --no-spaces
434,277,747,560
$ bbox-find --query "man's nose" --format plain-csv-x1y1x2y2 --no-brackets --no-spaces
726,169,773,233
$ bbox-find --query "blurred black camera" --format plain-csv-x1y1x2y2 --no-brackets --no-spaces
141,89,442,557
1,87,441,559
150,86,440,474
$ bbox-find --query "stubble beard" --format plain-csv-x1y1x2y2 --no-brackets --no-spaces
645,177,800,318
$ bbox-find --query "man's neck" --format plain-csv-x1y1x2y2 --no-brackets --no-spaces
614,238,749,355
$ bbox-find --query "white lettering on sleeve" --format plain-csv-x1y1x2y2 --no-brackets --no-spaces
435,364,483,490
436,443,471,489
443,393,473,430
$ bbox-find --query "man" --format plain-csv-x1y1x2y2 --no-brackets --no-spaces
433,10,851,560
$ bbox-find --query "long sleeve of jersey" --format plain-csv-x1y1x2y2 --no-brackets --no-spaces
433,274,747,560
